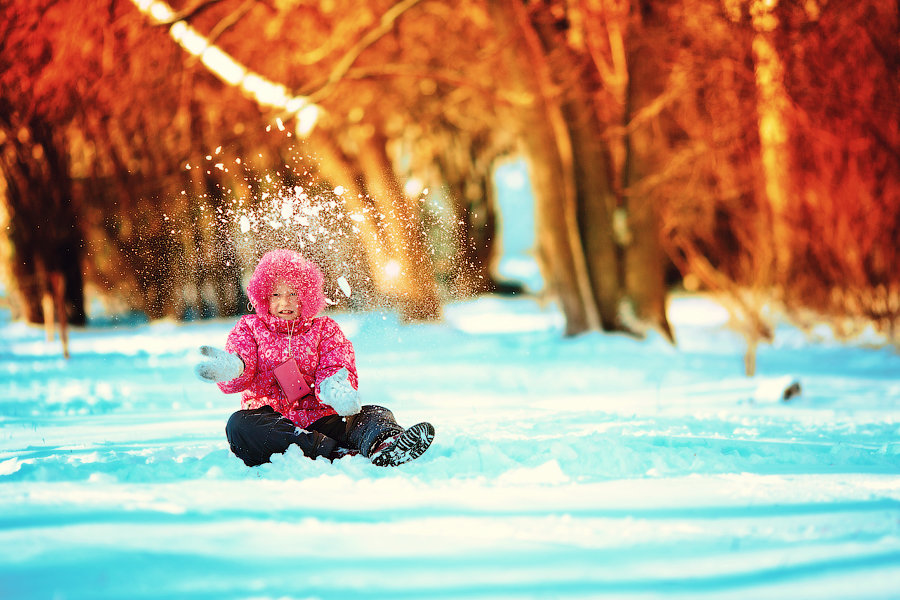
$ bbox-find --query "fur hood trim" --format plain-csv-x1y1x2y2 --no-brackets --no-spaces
246,249,326,320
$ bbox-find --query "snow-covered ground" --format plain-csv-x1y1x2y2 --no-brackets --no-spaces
1,295,899,599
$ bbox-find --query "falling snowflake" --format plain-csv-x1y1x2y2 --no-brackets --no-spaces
337,276,352,298
281,199,293,221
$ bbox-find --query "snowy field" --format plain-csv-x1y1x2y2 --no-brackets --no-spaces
1,294,899,600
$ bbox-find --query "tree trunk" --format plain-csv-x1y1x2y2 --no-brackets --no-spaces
353,129,441,320
623,189,673,341
435,132,496,298
562,77,623,331
309,126,440,319
204,170,244,316
308,127,406,307
528,3,624,331
622,8,674,341
750,1,792,283
0,105,86,326
491,0,599,335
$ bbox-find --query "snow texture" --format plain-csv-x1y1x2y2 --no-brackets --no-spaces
1,295,899,600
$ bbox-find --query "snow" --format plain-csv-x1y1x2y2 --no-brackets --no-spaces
1,295,899,599
337,276,352,298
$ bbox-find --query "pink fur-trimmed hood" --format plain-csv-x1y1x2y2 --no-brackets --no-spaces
246,249,326,320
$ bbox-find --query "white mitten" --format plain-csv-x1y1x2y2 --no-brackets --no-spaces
320,367,361,416
195,345,245,383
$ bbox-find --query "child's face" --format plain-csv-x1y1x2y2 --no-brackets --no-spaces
268,279,301,320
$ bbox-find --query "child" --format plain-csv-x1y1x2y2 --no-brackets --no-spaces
195,248,435,467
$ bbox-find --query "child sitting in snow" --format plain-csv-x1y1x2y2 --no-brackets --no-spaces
195,248,434,467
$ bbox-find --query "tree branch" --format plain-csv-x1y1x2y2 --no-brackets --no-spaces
297,0,427,99
206,0,255,45
304,64,528,107
153,0,224,25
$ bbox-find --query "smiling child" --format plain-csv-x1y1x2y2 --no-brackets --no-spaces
195,249,434,467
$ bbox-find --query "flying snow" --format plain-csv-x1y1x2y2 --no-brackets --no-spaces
280,199,293,221
337,276,352,298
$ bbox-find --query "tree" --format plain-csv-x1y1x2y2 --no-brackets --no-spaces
3,0,897,365
779,0,900,338
487,0,677,338
0,1,94,327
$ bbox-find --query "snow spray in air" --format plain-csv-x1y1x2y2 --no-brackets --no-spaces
171,128,449,318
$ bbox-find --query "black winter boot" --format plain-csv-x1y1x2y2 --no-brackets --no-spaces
369,422,435,467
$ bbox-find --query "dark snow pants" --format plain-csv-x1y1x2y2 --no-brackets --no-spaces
225,404,404,467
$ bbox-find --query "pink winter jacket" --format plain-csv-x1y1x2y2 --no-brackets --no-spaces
217,312,359,428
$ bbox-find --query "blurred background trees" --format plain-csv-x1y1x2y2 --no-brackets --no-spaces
1,0,898,371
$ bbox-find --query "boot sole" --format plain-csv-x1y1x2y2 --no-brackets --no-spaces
371,422,435,467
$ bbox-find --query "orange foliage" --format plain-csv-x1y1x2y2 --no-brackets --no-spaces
776,0,900,335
